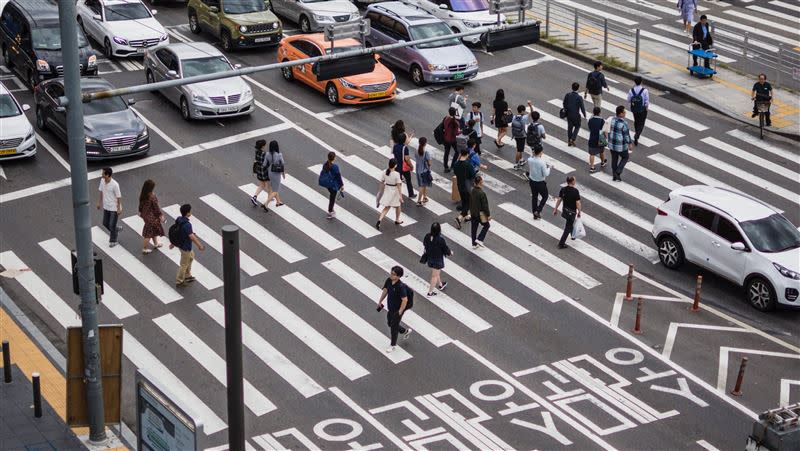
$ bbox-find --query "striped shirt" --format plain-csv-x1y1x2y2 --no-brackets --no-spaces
608,117,632,153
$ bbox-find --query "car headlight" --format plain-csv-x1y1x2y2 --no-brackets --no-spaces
160,33,168,41
240,25,248,33
24,129,35,141
191,92,210,104
138,128,148,138
774,262,800,280
350,13,360,20
314,14,333,21
85,136,98,145
242,88,253,99
87,54,97,67
112,36,128,45
272,22,280,30
339,78,357,89
427,63,447,71
36,59,50,72
468,59,478,67
463,21,481,28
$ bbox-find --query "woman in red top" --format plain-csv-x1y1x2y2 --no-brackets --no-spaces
138,179,165,254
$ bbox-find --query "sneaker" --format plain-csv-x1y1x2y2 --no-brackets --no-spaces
472,243,479,249
766,121,772,127
427,292,437,296
116,226,123,232
330,211,336,218
589,166,596,173
176,281,188,287
109,242,117,248
142,248,152,254
454,217,462,230
558,243,569,249
533,212,541,220
475,240,485,247
261,204,270,212
402,329,412,340
385,346,396,353
184,276,196,283
601,159,607,167
444,168,451,173
633,138,639,146
438,281,448,291
327,212,334,220
250,196,258,206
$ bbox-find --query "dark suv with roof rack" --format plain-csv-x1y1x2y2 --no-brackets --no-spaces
0,0,98,90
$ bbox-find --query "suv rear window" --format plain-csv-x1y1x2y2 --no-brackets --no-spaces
680,203,714,231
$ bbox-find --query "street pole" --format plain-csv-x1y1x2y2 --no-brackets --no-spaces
56,1,106,443
222,226,245,451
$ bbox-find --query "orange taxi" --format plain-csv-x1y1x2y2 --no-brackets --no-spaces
277,33,397,105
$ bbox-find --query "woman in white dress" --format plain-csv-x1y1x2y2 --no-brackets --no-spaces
376,158,403,230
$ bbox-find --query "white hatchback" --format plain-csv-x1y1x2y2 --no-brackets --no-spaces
652,185,800,311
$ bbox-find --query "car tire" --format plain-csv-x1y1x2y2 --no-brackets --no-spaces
221,30,233,52
300,15,311,33
410,64,425,86
657,235,684,269
326,83,339,105
35,107,47,131
746,276,776,311
180,97,191,121
104,38,114,59
281,60,294,81
188,10,201,34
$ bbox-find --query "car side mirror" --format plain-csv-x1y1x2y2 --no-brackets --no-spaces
127,98,136,106
210,6,219,13
166,70,179,78
439,3,448,9
22,104,30,111
234,63,242,69
731,242,747,251
92,14,101,21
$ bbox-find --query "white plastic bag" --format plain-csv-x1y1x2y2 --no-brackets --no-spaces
571,217,586,240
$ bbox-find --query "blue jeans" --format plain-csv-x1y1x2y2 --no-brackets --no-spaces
103,210,119,243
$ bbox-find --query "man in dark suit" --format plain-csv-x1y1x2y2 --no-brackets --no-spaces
562,82,586,147
692,15,713,69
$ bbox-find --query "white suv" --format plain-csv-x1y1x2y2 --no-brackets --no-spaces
406,0,504,44
77,0,168,58
652,185,800,311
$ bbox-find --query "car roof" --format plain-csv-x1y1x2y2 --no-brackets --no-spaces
0,82,11,96
671,185,778,222
287,33,360,48
9,0,60,27
44,77,115,90
163,42,223,59
368,1,440,24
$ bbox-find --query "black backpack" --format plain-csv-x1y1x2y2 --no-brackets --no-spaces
630,87,646,113
587,72,601,94
433,119,445,145
404,284,414,310
526,122,543,151
168,217,184,247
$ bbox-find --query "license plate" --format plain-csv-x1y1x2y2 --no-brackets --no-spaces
0,148,17,155
254,36,272,43
367,92,385,99
109,145,132,152
218,106,238,113
452,72,465,80
136,48,146,54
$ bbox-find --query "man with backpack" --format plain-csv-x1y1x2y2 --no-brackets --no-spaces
169,204,205,287
511,101,534,169
437,107,461,173
377,265,413,354
466,102,484,154
526,145,550,220
626,76,649,146
448,86,467,127
584,61,609,110
562,82,586,147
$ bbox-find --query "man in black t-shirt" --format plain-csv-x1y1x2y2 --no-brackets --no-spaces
377,265,412,353
553,176,582,249
751,73,773,126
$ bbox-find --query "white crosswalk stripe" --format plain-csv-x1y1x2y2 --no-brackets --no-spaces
554,0,638,26
122,215,224,290
571,183,655,232
498,203,629,275
769,0,800,13
200,193,306,263
624,162,682,191
638,30,737,63
481,126,577,174
439,223,571,303
240,184,345,251
591,171,665,208
197,300,325,398
322,258,452,347
162,205,267,276
359,246,493,332
285,272,413,363
723,9,800,37
606,87,709,131
394,235,529,317
710,16,800,47
648,153,737,192
91,227,182,303
242,285,370,380
584,98,687,139
153,313,277,416
38,238,138,319
542,101,659,147
701,137,800,183
726,129,799,163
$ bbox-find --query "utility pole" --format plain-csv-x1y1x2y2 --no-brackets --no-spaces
222,226,245,451
56,1,106,443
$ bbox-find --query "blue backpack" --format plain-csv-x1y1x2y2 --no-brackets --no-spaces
630,87,646,113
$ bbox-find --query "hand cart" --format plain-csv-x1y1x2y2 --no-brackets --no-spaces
687,44,717,79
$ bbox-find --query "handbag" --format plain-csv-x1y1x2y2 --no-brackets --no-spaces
572,217,586,240
598,133,608,148
479,212,488,223
421,170,433,185
450,176,461,202
502,110,514,124
271,157,284,173
419,252,428,264
559,108,568,119
402,157,413,172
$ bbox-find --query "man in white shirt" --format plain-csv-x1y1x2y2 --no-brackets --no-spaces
626,76,650,146
97,167,122,246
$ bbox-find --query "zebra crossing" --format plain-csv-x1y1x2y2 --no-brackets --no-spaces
1,63,798,444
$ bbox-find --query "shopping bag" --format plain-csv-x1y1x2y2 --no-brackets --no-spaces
571,217,586,240
451,176,461,202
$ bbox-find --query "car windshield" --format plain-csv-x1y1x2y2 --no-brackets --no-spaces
325,45,361,55
104,3,152,21
740,214,800,253
83,95,128,115
409,22,459,49
301,0,333,3
32,27,88,50
182,57,232,78
223,0,267,14
0,94,21,118
450,0,488,12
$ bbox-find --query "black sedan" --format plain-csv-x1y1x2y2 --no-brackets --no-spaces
34,77,150,160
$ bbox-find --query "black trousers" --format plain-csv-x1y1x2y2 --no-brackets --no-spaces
387,310,407,346
458,186,470,217
327,188,337,212
471,216,490,245
401,170,415,197
611,150,630,177
103,210,119,242
633,109,648,143
515,137,526,154
692,42,711,68
566,117,581,141
559,211,576,246
443,142,458,170
529,180,548,215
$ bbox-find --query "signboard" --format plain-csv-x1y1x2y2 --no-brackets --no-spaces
66,324,122,426
489,0,532,15
136,369,202,451
324,19,370,42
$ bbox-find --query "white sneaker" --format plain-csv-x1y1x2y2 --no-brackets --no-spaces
109,242,118,248
476,240,485,247
385,346,396,353
402,329,412,340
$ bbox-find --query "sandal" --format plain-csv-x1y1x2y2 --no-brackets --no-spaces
142,249,152,254
589,166,596,173
426,292,437,296
276,202,284,207
262,204,270,212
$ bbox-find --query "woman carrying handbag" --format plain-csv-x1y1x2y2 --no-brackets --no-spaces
420,222,451,296
414,137,433,206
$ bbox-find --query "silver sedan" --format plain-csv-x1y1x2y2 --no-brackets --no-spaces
270,0,360,33
143,42,254,120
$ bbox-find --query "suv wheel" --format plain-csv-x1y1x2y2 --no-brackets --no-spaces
180,97,192,121
221,30,233,52
326,83,339,105
410,64,425,86
657,235,684,269
281,61,294,81
104,38,114,59
747,276,776,311
188,10,201,34
299,15,311,33
36,107,47,131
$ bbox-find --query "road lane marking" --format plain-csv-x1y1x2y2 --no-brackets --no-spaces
724,9,800,37
726,129,799,162
542,100,659,147
131,106,181,150
591,171,664,208
35,134,70,172
701,136,799,183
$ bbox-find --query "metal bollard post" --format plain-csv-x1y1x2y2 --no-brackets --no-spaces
777,44,784,88
603,18,608,57
691,275,703,312
633,297,643,334
624,264,634,301
2,341,11,383
573,9,578,48
730,357,749,396
32,372,42,418
742,31,749,59
545,0,550,38
634,28,640,72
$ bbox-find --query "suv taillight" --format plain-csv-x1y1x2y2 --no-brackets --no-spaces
657,208,668,216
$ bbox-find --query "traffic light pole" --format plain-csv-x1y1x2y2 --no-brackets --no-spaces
56,1,106,443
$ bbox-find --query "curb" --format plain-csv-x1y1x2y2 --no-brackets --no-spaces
535,40,800,142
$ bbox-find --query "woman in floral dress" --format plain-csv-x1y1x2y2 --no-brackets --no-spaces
138,179,165,254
